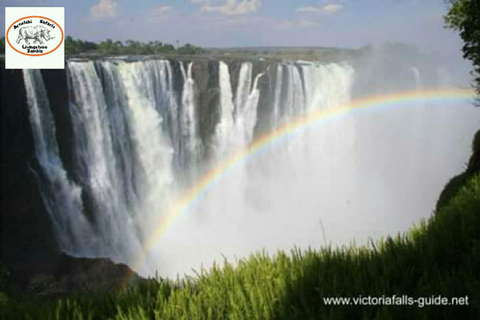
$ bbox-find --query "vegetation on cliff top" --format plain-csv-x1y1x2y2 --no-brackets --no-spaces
64,37,206,56
0,36,206,56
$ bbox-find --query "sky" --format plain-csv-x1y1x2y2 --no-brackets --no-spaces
0,0,465,54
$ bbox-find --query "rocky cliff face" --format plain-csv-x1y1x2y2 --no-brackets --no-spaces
24,253,139,295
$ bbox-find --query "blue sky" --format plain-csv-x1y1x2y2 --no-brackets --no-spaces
1,0,464,54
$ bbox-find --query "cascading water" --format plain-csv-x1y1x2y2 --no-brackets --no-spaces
272,64,283,127
68,62,142,263
23,69,94,255
283,64,305,121
23,57,480,277
180,62,200,176
116,61,176,244
234,62,253,119
215,61,237,157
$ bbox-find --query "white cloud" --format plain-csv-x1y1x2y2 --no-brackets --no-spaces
91,0,118,19
296,3,343,15
275,18,320,30
295,6,321,14
147,5,174,22
199,0,261,16
322,4,342,14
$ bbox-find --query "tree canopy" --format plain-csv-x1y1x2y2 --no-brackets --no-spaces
64,36,205,56
0,36,205,56
64,37,205,56
444,0,480,95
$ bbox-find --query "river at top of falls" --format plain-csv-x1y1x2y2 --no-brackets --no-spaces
23,57,480,277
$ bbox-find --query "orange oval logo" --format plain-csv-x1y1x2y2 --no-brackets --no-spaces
6,16,64,57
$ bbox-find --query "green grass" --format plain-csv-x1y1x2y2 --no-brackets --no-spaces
1,174,478,319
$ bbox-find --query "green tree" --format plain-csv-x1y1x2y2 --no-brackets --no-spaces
62,36,204,56
65,37,99,55
79,40,99,52
65,36,79,55
177,43,205,55
99,39,120,55
445,0,480,96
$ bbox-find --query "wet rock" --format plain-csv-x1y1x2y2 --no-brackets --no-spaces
25,253,139,296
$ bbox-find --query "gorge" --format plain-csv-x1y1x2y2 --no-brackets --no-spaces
2,50,479,280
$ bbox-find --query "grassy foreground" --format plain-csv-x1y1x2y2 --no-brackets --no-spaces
1,174,478,319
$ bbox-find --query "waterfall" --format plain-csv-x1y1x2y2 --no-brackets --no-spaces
68,61,142,262
215,61,236,157
159,60,181,164
23,57,479,277
117,60,175,232
180,62,200,175
283,64,305,119
214,61,264,155
234,62,253,120
23,69,94,255
97,61,138,213
411,66,423,90
241,71,264,143
232,62,264,147
302,63,354,111
272,64,283,128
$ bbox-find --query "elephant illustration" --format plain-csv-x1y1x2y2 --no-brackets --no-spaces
16,26,55,45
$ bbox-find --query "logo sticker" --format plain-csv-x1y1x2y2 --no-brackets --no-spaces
7,16,63,56
5,8,64,69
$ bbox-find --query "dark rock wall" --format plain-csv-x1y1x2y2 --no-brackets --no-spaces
43,68,76,180
254,66,277,138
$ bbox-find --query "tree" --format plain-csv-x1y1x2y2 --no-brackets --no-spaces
99,39,121,55
444,0,480,96
65,36,79,55
62,36,204,56
65,37,99,55
177,43,206,55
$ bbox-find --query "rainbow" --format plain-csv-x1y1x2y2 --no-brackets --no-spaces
126,87,476,281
